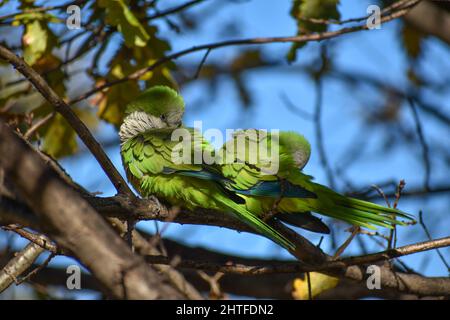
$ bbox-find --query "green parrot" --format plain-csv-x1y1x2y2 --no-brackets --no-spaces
219,129,414,232
119,86,297,253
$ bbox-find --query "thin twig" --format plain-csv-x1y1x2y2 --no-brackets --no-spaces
419,211,450,273
297,0,419,26
24,112,55,140
69,1,420,105
333,226,360,259
16,252,56,285
145,236,450,275
0,0,87,21
193,48,211,79
146,0,206,21
280,92,313,121
408,98,431,191
2,225,60,254
314,75,336,188
0,242,45,293
306,272,312,300
371,184,391,207
389,180,406,249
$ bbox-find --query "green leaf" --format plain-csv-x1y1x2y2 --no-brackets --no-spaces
22,20,47,65
288,0,340,62
41,113,78,158
97,81,141,126
22,20,57,66
292,272,339,299
12,12,61,24
94,23,176,126
98,0,150,47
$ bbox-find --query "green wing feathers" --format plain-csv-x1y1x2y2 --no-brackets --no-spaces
121,128,296,252
300,178,414,229
219,129,415,231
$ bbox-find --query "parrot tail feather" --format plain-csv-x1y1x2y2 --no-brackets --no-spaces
216,196,296,251
316,190,415,229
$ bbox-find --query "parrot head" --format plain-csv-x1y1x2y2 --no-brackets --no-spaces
119,85,185,142
278,131,311,170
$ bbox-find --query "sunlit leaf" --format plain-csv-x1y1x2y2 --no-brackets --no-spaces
98,0,150,47
94,23,176,126
292,272,339,299
22,20,57,66
41,113,78,158
12,12,61,25
97,81,141,126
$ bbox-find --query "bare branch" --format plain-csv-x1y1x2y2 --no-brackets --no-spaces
87,195,328,265
407,98,431,191
0,45,133,197
0,120,182,299
147,0,206,21
0,242,45,293
0,0,87,22
69,1,420,105
3,189,449,297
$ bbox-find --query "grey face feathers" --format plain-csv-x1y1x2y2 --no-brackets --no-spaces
119,111,166,143
120,86,186,143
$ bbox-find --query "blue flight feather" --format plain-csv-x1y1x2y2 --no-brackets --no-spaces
231,180,317,199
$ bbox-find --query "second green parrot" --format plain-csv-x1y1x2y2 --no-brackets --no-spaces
219,129,414,232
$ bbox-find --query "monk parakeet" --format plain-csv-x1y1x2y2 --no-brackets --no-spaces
119,86,296,252
219,129,414,232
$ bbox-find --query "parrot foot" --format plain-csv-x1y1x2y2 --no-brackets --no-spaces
148,195,162,207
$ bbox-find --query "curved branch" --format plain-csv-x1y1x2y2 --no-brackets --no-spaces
0,45,132,197
86,195,328,264
0,120,182,299
0,242,45,293
3,189,450,297
69,0,421,105
143,237,450,275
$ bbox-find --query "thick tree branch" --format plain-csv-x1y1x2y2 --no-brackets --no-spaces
25,234,450,299
3,190,450,297
109,218,203,300
0,120,183,299
86,195,328,264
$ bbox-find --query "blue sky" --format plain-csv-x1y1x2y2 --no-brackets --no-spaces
1,0,449,299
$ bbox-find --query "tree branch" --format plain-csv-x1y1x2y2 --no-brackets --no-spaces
3,188,450,297
0,120,182,299
86,195,328,264
0,45,133,197
0,242,45,293
147,0,206,21
69,0,421,105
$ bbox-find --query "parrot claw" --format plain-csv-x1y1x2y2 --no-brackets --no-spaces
148,195,162,207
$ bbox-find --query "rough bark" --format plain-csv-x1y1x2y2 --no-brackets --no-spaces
0,120,182,299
